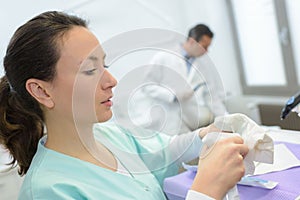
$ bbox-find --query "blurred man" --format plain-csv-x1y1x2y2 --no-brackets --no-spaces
129,24,227,135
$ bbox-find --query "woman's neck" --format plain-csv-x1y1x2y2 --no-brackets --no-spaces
44,119,117,171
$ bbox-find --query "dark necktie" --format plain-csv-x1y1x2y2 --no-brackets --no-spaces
185,56,193,74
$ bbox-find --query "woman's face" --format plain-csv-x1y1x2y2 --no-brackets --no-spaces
49,26,117,124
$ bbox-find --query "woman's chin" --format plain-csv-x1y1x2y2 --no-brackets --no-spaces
96,111,113,123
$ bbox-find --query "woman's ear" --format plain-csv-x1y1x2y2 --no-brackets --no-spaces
25,78,54,109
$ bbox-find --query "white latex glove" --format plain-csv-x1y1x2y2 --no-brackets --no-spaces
202,113,274,200
213,113,274,175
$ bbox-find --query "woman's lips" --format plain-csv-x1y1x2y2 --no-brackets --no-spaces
101,99,113,107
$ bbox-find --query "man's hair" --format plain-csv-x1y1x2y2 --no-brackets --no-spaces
188,24,214,42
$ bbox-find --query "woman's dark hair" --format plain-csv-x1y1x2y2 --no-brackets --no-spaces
0,11,87,175
188,24,214,42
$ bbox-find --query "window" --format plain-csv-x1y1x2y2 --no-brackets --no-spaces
286,0,300,84
228,0,298,96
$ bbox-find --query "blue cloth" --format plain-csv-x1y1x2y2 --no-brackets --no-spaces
19,123,183,200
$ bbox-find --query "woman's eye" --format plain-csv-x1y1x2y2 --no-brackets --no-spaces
104,65,109,69
84,68,97,75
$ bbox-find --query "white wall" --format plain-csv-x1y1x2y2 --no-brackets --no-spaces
0,0,76,75
183,0,242,96
0,0,241,97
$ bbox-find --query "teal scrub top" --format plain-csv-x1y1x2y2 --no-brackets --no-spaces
18,123,196,200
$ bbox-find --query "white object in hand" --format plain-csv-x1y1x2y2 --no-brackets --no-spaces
213,113,274,175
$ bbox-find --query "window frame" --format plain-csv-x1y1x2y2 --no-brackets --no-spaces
227,0,298,96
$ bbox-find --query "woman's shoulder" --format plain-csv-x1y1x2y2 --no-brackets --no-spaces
19,165,83,199
19,149,110,199
18,138,94,199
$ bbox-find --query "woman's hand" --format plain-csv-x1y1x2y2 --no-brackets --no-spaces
190,136,248,200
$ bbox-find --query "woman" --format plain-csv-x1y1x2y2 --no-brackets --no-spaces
0,11,248,200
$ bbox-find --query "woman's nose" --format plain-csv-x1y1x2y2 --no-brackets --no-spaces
102,69,117,89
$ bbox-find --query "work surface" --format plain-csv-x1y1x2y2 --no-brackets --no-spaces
163,129,300,200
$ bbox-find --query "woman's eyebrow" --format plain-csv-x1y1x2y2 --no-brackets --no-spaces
87,55,98,61
79,54,106,66
88,54,106,61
